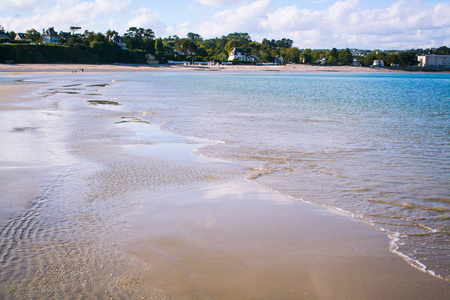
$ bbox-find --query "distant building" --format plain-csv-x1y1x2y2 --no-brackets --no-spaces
228,48,247,61
14,33,26,40
316,57,327,65
42,27,61,44
228,48,261,63
13,33,31,43
247,54,259,62
274,56,284,64
417,55,450,67
146,53,158,64
60,31,71,39
373,60,385,67
352,59,361,67
0,25,12,40
109,34,126,50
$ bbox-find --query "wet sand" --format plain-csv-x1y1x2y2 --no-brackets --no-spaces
121,181,450,299
1,71,449,299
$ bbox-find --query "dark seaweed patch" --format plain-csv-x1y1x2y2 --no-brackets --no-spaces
88,84,109,87
62,84,82,87
12,127,38,132
88,100,120,105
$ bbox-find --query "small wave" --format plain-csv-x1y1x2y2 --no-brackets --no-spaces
369,199,450,212
246,167,272,180
387,232,447,281
115,116,150,125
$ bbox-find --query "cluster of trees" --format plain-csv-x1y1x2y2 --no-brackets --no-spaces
158,32,294,63
2,26,450,66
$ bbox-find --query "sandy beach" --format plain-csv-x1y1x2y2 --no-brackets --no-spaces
0,67,449,299
0,62,398,73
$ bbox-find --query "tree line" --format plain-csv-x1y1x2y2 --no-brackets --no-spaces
1,26,449,66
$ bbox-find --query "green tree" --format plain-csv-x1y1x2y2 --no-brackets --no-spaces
106,29,118,40
7,31,15,39
385,53,400,66
25,29,41,43
435,46,450,55
67,34,83,46
93,33,106,43
338,48,353,65
276,38,293,48
397,51,417,66
123,27,155,53
81,30,96,46
187,32,202,42
301,49,313,63
330,48,338,58
363,51,377,66
226,32,251,43
196,46,208,59
155,38,164,53
224,40,238,54
260,49,273,63
217,52,229,62
178,39,197,56
312,50,324,62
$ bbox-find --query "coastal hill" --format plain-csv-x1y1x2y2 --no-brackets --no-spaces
0,43,147,65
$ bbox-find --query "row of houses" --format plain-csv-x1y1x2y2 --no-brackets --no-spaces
369,56,450,68
2,26,128,50
227,47,450,67
228,47,284,64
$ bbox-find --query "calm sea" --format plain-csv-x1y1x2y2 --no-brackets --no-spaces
110,71,449,279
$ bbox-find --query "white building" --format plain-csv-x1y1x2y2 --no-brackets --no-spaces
373,60,385,67
109,34,126,50
417,55,450,67
228,48,247,61
42,27,61,44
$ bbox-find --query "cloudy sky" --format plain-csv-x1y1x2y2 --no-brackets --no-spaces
1,0,449,49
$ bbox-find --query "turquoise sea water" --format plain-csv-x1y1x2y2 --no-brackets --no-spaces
109,71,449,279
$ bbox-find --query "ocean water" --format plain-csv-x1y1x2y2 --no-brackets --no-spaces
0,70,448,297
108,71,449,279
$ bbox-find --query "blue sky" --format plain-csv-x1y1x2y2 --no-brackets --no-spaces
1,0,449,49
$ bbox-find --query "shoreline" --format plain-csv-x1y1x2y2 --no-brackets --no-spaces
120,179,450,299
1,62,441,73
1,72,449,298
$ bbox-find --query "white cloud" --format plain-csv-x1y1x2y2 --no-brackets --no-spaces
0,0,131,33
126,7,166,35
95,0,131,12
197,0,449,49
2,0,38,12
165,22,192,37
195,0,247,6
1,0,448,49
199,0,270,37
